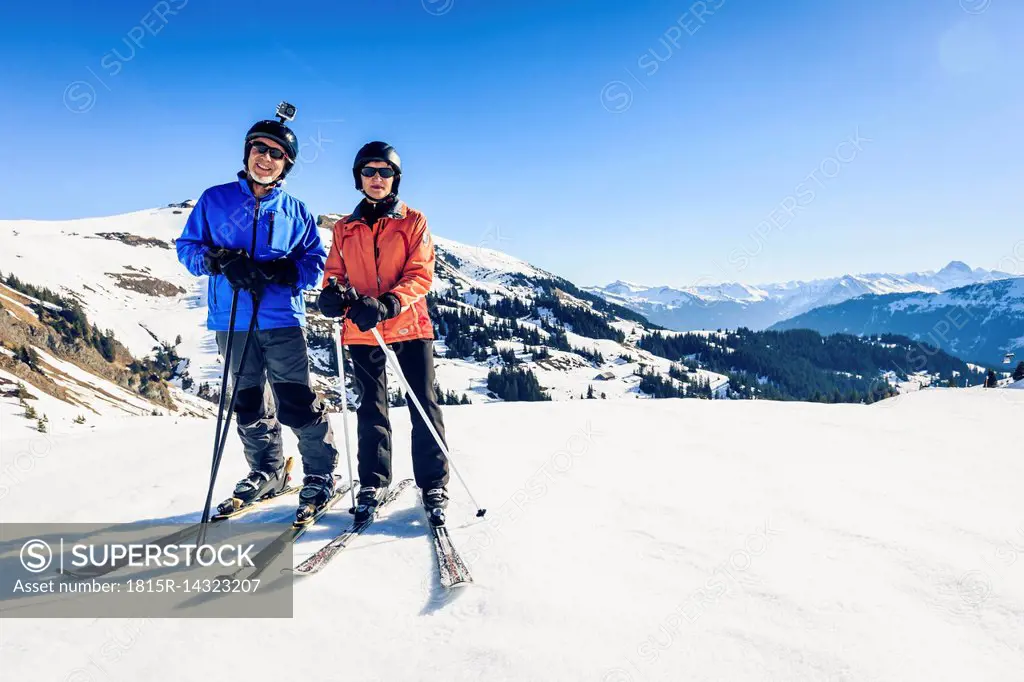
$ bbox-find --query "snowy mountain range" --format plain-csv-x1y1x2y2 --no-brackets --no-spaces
0,203,725,433
588,261,1014,332
2,201,1007,437
771,277,1024,366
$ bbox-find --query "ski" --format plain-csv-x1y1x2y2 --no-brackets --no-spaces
219,479,354,581
287,478,414,576
56,483,300,581
211,483,300,521
429,520,474,589
211,457,300,521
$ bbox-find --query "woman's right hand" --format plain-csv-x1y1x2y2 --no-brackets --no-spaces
318,279,356,318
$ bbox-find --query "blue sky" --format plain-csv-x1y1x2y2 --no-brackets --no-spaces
4,0,1023,287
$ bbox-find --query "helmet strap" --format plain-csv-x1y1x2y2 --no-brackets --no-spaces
360,189,397,202
243,141,292,187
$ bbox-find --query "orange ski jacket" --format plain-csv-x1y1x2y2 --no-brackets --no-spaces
323,200,436,346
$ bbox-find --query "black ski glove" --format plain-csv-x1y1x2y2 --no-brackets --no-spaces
219,250,264,294
203,247,236,275
257,258,300,286
317,279,358,318
347,293,401,332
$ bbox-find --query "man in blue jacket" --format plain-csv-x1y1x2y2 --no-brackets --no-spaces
175,111,340,521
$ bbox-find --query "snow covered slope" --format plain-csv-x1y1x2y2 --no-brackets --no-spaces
590,261,1014,332
2,388,1022,680
0,280,211,431
0,205,201,363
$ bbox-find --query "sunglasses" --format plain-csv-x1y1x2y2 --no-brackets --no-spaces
360,166,396,178
251,143,288,160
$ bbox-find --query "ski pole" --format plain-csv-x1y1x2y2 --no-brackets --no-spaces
333,320,357,512
208,289,240,486
199,291,263,541
370,327,486,518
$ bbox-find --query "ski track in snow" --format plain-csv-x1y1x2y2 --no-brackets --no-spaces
2,389,1023,681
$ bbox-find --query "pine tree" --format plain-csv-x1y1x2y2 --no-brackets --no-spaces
586,384,595,399
985,369,998,388
486,365,549,402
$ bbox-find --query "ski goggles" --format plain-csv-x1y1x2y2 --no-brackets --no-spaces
251,143,289,160
359,166,397,178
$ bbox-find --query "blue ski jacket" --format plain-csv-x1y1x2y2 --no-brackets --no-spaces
176,173,327,331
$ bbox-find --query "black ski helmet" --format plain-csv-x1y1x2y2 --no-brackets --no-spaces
244,119,299,184
353,141,402,196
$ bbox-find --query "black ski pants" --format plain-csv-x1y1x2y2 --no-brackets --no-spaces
216,327,339,477
347,338,449,491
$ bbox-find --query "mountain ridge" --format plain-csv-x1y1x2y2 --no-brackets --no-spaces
587,261,1014,331
770,277,1024,365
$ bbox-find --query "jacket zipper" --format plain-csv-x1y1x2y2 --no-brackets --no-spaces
372,219,382,295
250,199,260,256
248,198,261,317
267,212,275,247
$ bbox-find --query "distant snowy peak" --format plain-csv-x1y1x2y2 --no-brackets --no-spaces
904,260,1006,292
586,281,769,309
772,277,1024,365
588,261,1015,331
813,274,931,308
595,261,1009,305
695,282,771,303
602,280,650,296
888,277,1024,314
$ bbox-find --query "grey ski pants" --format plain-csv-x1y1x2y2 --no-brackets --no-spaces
215,326,338,477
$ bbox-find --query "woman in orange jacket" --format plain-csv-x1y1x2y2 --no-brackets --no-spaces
319,141,451,526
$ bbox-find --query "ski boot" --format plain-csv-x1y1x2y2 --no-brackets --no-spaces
351,485,387,525
216,458,292,516
422,486,449,527
295,473,337,525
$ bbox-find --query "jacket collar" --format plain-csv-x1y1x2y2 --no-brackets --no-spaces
343,198,406,226
236,171,282,202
